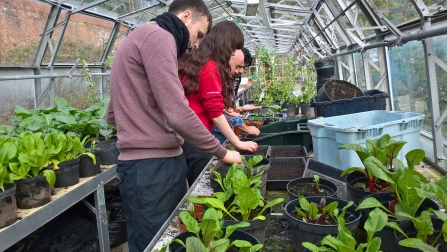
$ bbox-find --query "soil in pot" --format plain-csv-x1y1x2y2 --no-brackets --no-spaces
345,171,388,205
0,184,17,229
286,196,361,252
267,161,305,181
15,175,51,209
270,148,305,158
287,177,337,200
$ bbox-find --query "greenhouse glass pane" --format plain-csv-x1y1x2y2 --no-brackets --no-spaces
355,9,374,38
433,35,447,139
387,40,431,132
0,0,50,66
66,0,160,18
424,0,447,14
368,0,419,26
354,52,366,90
341,55,350,81
0,76,35,124
52,13,115,64
366,48,382,90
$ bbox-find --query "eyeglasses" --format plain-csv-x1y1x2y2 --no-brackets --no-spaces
235,65,247,70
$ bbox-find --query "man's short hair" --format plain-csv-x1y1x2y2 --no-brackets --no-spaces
169,0,212,33
241,47,253,67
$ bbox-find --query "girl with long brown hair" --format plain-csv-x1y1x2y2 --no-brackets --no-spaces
179,20,258,185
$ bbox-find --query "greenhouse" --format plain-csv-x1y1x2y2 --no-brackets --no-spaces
1,0,447,251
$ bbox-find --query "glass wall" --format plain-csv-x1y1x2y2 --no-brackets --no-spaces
387,40,431,132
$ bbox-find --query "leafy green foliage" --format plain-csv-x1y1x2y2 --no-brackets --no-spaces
339,134,410,193
189,156,284,222
0,136,17,190
8,131,55,186
7,97,114,142
160,208,263,252
302,208,387,252
294,196,354,225
388,210,447,250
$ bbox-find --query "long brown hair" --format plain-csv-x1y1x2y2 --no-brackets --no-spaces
179,20,244,109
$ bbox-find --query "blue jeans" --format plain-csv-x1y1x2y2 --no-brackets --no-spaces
211,131,226,145
116,156,187,252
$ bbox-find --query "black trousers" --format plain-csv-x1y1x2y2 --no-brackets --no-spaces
181,140,213,187
116,155,187,252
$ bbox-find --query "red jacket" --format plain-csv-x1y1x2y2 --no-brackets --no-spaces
183,60,225,131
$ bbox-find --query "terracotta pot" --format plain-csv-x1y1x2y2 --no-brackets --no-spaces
245,120,264,127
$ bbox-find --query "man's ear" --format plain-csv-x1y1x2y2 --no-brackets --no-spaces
179,10,192,24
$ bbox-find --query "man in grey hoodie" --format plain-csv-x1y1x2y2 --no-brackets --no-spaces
106,0,241,250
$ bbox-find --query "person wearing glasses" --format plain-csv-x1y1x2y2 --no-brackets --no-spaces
211,47,262,144
178,21,258,186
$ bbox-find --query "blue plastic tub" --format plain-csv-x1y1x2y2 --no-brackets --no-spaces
311,90,389,118
307,110,424,170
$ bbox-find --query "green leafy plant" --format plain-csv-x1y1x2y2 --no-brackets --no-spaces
8,131,56,187
297,54,317,104
160,208,263,252
339,134,409,193
294,196,354,225
0,136,18,190
189,156,284,221
302,207,388,252
79,53,100,107
388,210,447,251
44,132,96,169
355,148,446,218
313,175,320,194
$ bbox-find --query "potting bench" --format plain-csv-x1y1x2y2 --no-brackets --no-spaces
0,165,117,252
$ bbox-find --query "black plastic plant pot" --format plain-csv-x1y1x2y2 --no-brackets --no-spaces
285,196,361,252
0,183,17,229
79,151,101,178
54,157,80,188
15,175,51,209
394,218,446,252
223,206,272,244
287,177,338,201
96,137,120,165
359,191,440,252
345,171,375,205
168,229,262,252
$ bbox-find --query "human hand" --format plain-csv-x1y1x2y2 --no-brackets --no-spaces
235,140,258,153
239,104,263,112
244,126,260,136
221,150,242,164
224,110,244,118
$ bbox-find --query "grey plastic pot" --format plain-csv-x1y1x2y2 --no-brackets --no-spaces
287,176,338,201
223,206,272,245
285,196,361,252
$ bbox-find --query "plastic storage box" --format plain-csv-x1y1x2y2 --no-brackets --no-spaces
258,118,308,133
308,110,424,170
311,89,389,118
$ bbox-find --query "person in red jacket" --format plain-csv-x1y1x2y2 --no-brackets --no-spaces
106,1,242,250
178,20,258,186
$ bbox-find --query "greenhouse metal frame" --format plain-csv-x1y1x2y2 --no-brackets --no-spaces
1,0,447,168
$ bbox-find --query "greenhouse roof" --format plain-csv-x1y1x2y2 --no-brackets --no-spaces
37,0,447,57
